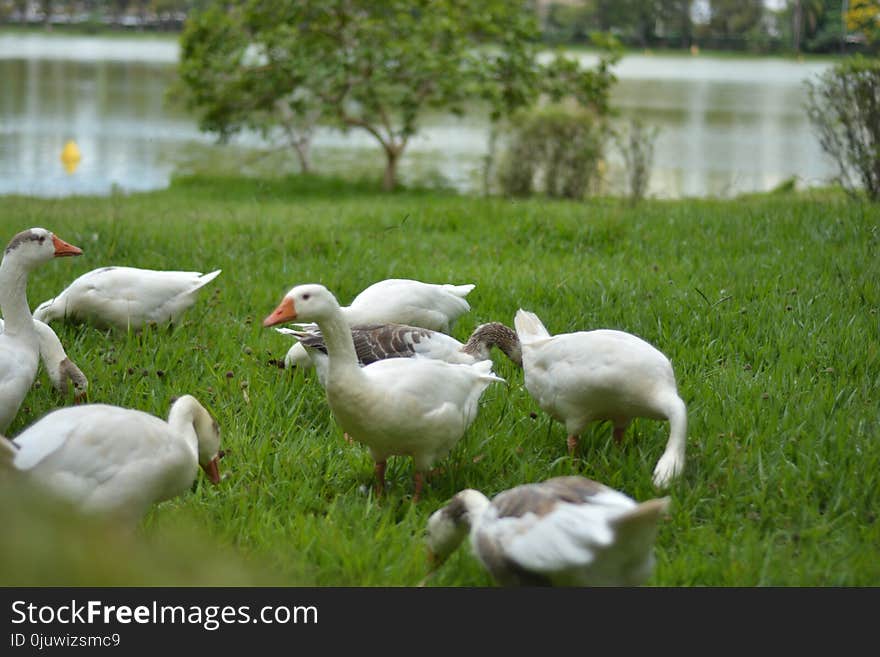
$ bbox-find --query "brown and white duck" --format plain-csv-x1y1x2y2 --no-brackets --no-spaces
282,278,476,370
425,476,670,586
279,321,521,384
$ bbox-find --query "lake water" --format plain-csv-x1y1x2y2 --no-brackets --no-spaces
0,32,836,199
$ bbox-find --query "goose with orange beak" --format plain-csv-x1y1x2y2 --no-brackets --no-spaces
278,278,475,372
0,228,82,431
264,284,503,501
0,395,224,524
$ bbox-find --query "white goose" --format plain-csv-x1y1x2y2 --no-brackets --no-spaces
0,395,223,523
515,309,687,488
278,321,522,383
425,476,670,586
0,228,83,432
282,278,475,370
263,284,503,500
0,318,87,401
33,266,221,330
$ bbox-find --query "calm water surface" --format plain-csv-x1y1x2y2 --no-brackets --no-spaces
0,33,836,198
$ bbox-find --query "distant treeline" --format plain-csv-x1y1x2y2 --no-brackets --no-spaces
539,0,878,55
1,0,877,55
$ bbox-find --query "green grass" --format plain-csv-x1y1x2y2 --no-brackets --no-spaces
1,174,878,586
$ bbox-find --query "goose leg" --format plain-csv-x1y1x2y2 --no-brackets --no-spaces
374,460,387,496
412,471,425,503
613,425,627,445
343,432,354,445
566,434,579,454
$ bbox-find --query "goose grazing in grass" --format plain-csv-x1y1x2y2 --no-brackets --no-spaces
33,266,221,330
278,321,522,381
514,309,687,489
0,228,83,432
264,284,503,501
425,476,670,587
0,318,87,402
282,278,475,370
343,278,475,333
0,395,223,524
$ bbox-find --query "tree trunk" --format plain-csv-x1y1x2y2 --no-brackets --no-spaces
382,147,400,191
482,121,499,197
293,139,311,174
42,0,52,31
793,0,803,53
276,99,314,174
680,3,692,49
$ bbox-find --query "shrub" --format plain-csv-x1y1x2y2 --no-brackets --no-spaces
805,56,880,201
497,105,604,200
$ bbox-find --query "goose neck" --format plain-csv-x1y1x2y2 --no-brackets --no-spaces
462,323,522,366
315,311,363,379
168,398,200,461
0,256,35,335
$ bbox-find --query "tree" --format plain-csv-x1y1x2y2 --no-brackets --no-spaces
708,0,764,46
657,0,694,48
846,0,880,46
175,2,345,173
790,0,820,52
177,0,617,191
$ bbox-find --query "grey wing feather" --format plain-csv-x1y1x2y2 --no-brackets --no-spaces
288,323,436,366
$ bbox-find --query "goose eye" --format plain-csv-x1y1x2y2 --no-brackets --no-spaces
38,236,45,244
302,293,311,301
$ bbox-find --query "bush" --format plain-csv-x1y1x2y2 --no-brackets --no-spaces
497,105,604,200
805,56,880,201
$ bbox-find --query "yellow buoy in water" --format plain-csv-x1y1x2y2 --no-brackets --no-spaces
61,140,81,174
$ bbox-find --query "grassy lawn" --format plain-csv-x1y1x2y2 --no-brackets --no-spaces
0,174,877,586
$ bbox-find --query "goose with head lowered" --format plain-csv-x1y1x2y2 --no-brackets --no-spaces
0,318,87,402
515,309,687,489
33,266,221,331
282,278,475,371
264,284,503,501
0,228,83,432
425,476,670,587
278,321,522,383
0,395,223,524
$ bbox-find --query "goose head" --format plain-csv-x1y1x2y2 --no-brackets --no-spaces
425,489,490,567
195,406,223,485
3,228,82,270
263,284,339,327
170,395,223,485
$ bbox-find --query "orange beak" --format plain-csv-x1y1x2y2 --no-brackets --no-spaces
262,297,297,327
52,234,83,258
201,455,221,485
